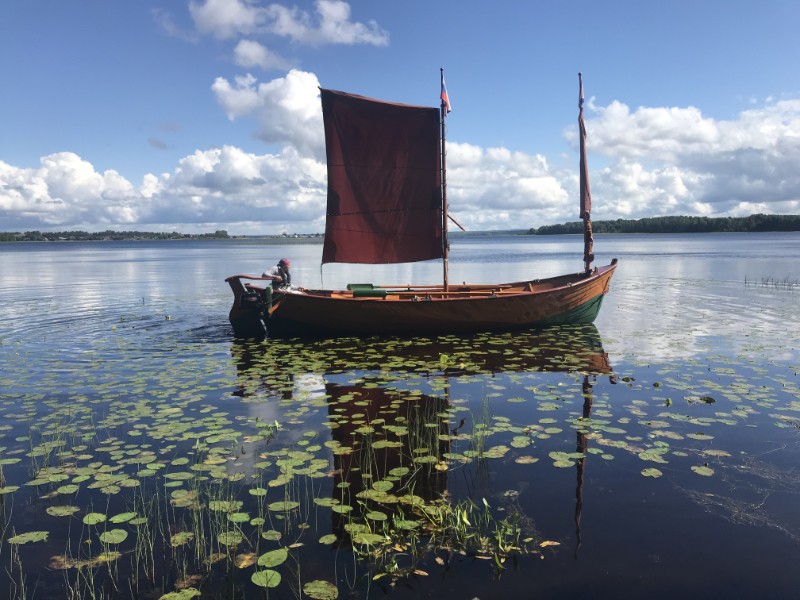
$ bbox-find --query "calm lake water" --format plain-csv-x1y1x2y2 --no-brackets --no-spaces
1,233,799,599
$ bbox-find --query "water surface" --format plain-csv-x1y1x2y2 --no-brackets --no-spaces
0,233,798,599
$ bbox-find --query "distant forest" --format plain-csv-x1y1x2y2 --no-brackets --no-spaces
4,214,800,242
529,214,800,235
1,230,231,242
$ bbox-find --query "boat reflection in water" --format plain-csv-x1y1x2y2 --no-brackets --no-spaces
324,382,451,542
231,323,611,379
229,324,614,558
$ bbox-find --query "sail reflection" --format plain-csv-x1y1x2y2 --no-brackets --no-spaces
229,324,614,554
325,382,450,542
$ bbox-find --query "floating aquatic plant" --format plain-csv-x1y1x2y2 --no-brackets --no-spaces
0,323,798,598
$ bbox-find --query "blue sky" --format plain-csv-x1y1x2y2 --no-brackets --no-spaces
2,0,799,234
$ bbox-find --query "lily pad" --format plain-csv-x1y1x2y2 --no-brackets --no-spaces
303,580,338,599
83,513,107,525
251,569,281,588
109,512,137,524
313,497,340,507
171,531,195,547
99,529,128,544
353,532,384,545
257,547,288,567
8,531,49,544
218,531,244,546
268,500,300,512
691,465,715,477
208,500,243,512
510,436,532,448
702,449,731,457
228,512,250,523
371,480,393,492
46,505,81,517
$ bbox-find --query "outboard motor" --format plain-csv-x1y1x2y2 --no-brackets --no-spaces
226,277,272,338
240,290,264,310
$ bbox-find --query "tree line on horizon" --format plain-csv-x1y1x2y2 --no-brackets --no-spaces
1,230,230,242
528,214,800,235
4,214,800,242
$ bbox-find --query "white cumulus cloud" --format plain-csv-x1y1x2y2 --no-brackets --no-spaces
0,153,140,228
3,76,799,234
572,97,800,220
266,0,389,46
211,69,324,157
189,0,388,45
233,39,289,69
189,0,266,39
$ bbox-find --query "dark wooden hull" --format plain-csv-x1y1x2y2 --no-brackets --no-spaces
227,260,617,338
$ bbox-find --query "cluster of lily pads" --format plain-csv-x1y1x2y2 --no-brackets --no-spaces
1,324,799,599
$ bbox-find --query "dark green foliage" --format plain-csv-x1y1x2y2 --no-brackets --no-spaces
2,229,230,242
529,214,800,235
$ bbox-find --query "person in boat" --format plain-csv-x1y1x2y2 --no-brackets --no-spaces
262,258,291,290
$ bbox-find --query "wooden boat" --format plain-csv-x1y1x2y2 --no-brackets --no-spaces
226,72,616,338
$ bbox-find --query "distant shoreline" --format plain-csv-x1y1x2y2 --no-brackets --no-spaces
4,231,799,244
2,214,799,242
0,231,324,243
528,214,800,235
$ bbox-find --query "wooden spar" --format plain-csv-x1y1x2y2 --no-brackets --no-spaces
440,68,450,291
579,72,595,273
448,212,466,231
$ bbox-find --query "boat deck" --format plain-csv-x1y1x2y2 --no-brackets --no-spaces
309,273,582,301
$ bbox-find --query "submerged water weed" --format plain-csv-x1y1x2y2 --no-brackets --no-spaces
346,496,540,583
744,275,800,291
0,324,799,597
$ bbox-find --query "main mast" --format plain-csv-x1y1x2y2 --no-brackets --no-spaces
440,68,450,290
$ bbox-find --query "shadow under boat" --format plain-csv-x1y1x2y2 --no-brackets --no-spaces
230,323,612,385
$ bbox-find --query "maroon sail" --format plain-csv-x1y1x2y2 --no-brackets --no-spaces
578,73,594,271
578,76,591,220
320,89,443,264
